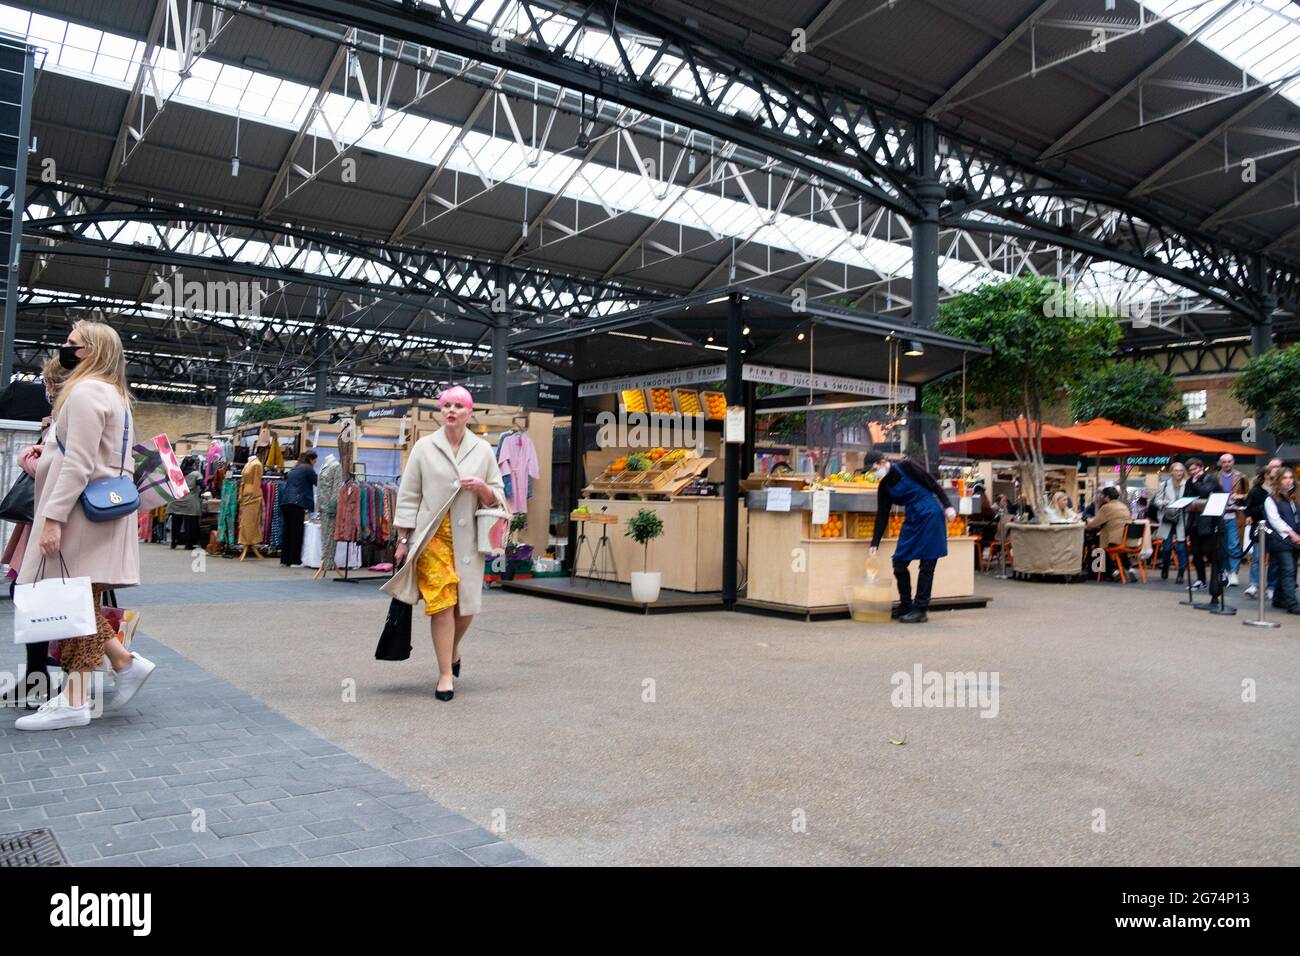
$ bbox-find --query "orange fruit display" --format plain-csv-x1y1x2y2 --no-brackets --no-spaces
702,391,727,419
649,387,674,414
816,513,845,539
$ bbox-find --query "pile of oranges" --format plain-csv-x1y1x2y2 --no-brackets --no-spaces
609,456,629,473
702,391,727,419
946,516,966,536
622,389,647,413
816,513,845,538
675,389,702,415
649,388,674,414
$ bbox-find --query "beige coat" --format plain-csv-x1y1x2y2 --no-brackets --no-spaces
381,428,507,615
18,379,140,589
237,456,264,545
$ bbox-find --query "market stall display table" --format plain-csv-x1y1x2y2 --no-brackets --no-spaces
574,497,746,593
1006,522,1085,576
745,490,977,611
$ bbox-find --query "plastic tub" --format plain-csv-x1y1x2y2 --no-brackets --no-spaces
844,578,893,623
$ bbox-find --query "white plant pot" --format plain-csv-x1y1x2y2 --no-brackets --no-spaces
630,571,662,604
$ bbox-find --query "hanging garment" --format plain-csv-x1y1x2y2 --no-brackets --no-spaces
497,432,539,514
337,418,356,478
335,481,361,542
316,458,343,570
205,443,222,484
264,434,285,471
261,480,275,541
270,482,284,549
237,456,265,546
216,477,239,546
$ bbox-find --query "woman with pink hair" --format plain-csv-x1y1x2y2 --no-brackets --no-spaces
382,386,507,701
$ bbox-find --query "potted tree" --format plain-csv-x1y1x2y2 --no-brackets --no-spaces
502,512,532,580
625,508,665,603
929,276,1119,515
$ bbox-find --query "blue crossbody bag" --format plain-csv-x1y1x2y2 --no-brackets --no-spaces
55,407,140,522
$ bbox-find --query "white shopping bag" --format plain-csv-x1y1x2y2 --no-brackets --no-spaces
12,569,96,645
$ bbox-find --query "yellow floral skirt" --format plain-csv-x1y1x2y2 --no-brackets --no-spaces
416,514,459,616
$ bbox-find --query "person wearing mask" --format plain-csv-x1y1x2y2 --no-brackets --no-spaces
1,356,69,710
14,321,156,731
1216,454,1249,586
167,456,203,551
1153,461,1191,583
1244,459,1282,599
384,386,508,700
1086,486,1134,580
279,449,318,567
1042,490,1079,523
1263,467,1300,614
865,451,956,624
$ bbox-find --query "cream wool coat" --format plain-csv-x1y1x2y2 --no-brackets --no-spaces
17,379,140,589
381,428,506,615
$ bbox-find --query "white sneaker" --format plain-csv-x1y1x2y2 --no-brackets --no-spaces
1244,584,1258,598
15,693,91,731
1228,573,1239,587
1267,588,1275,601
104,653,156,712
1192,580,1207,591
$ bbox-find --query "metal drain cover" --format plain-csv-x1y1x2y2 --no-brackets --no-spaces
0,828,68,866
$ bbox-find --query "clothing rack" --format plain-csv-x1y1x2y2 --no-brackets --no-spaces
334,468,397,584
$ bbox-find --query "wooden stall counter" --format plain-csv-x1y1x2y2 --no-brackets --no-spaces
574,497,745,593
744,490,976,611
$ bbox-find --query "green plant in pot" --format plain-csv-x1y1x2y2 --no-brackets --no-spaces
624,508,665,603
502,512,528,580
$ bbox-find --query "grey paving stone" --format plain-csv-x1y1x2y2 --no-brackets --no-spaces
304,818,365,838
340,845,408,867
441,827,502,851
238,845,305,866
44,798,102,818
465,841,530,866
392,836,459,861
297,835,360,858
97,834,162,857
251,825,314,848
0,633,526,869
137,845,205,866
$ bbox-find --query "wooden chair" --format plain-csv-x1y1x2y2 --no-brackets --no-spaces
1151,536,1182,574
1097,522,1148,584
980,516,1012,573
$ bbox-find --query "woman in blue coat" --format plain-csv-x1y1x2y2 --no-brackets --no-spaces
865,451,955,623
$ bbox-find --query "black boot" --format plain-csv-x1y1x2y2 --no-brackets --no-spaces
899,608,929,624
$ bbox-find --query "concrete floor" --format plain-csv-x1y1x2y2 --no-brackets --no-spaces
124,544,1298,866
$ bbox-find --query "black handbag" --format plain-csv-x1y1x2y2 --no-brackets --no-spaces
0,471,35,524
374,598,413,661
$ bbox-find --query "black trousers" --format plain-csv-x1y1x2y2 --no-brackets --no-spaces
170,514,200,550
1270,549,1298,611
7,581,49,700
280,504,306,565
1191,529,1222,598
894,558,938,610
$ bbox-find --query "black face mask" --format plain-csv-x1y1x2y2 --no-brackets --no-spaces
58,345,83,370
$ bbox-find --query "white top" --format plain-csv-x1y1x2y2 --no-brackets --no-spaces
1263,496,1297,540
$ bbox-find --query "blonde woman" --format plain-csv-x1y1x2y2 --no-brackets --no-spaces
15,321,155,731
383,386,507,701
1042,491,1079,524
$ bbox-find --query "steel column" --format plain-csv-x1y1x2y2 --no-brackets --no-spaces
1,43,35,387
722,294,744,608
911,120,942,330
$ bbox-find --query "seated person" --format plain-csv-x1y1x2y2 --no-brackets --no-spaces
1086,486,1135,580
1041,491,1080,524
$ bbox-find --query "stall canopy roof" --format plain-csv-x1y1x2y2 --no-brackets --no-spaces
510,286,990,386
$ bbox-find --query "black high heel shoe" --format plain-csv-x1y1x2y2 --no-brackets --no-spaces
435,685,454,702
452,659,461,678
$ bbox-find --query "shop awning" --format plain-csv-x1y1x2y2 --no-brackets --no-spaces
1067,419,1192,456
1145,428,1265,458
940,420,1129,457
511,285,989,387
